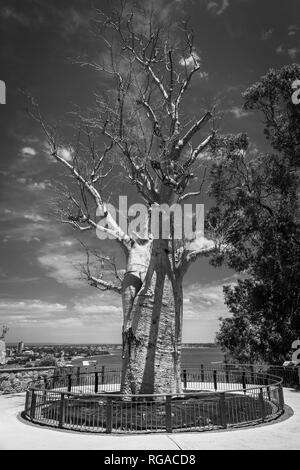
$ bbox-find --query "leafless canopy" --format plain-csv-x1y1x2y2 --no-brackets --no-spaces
27,1,221,292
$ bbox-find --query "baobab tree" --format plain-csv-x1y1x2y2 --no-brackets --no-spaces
29,2,224,395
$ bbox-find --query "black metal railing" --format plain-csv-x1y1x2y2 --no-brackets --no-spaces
23,366,284,434
203,363,299,388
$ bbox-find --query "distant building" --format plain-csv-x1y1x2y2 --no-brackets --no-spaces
18,341,24,354
23,350,34,356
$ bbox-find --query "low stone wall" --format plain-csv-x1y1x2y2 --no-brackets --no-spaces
0,367,56,394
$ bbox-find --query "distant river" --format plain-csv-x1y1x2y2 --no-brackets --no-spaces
73,347,224,368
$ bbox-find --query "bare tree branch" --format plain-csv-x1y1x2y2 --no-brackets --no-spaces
26,96,133,249
80,242,122,294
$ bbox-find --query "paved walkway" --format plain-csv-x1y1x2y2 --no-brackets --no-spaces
0,388,299,450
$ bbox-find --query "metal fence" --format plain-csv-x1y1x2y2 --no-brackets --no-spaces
51,362,299,389
23,367,284,434
206,363,299,388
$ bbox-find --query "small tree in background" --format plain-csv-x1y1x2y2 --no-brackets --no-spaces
211,64,300,364
39,355,58,367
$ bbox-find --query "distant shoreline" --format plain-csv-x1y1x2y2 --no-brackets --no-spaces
71,347,224,367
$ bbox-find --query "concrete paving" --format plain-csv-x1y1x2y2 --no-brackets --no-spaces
0,388,299,450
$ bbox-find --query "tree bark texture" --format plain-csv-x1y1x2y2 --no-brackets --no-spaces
121,239,183,395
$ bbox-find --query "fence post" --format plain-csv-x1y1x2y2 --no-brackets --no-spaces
30,390,36,420
94,372,99,393
183,369,187,389
259,388,266,422
219,393,227,429
201,364,205,383
225,363,229,384
101,365,105,385
24,390,29,413
76,366,80,386
106,397,112,433
278,384,285,410
42,389,47,405
264,375,271,400
53,372,58,389
250,365,255,384
165,395,172,433
67,374,72,393
242,371,247,394
213,370,217,391
59,393,65,428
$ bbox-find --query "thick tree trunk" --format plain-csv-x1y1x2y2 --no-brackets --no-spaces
121,239,183,395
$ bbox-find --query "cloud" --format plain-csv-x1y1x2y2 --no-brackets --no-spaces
229,106,251,119
207,0,229,15
198,71,209,79
64,291,122,325
0,208,47,223
1,3,92,38
59,239,75,247
0,276,40,284
186,236,214,253
0,7,30,27
0,299,66,314
287,48,299,59
276,44,284,54
21,147,37,157
59,147,73,162
27,181,52,191
23,212,48,222
75,304,121,315
37,238,122,290
275,45,299,59
42,144,73,163
3,209,14,216
0,291,122,330
261,29,273,41
0,299,67,326
16,177,27,184
0,208,59,243
51,5,91,38
1,224,46,243
288,25,300,37
38,252,84,288
179,52,208,80
0,298,87,330
182,276,237,321
37,240,87,288
0,273,237,340
179,52,201,69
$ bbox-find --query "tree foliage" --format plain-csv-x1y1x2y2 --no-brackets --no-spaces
211,64,300,364
39,355,58,367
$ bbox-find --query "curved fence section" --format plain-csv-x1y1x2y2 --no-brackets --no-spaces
23,367,284,433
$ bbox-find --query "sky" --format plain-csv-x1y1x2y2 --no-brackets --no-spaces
0,0,299,344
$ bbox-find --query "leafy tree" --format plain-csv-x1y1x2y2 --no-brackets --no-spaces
211,64,300,364
39,355,58,367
